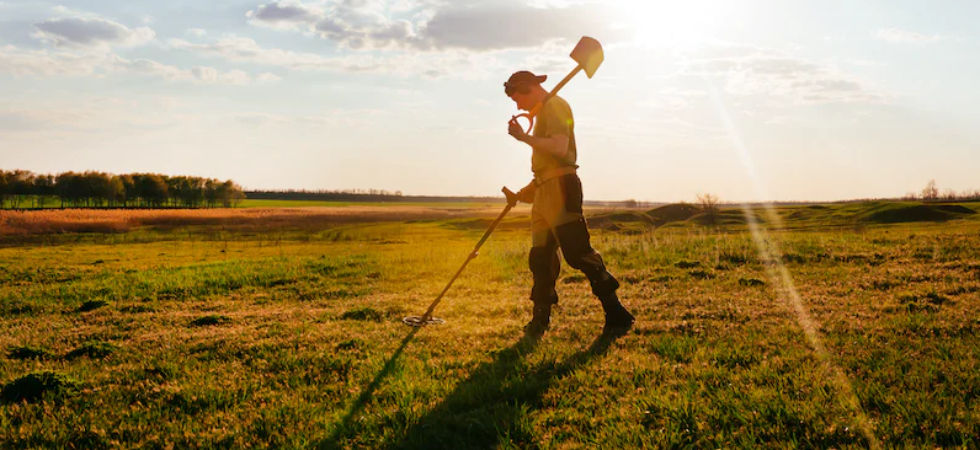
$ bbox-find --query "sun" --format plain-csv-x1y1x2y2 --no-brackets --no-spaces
609,0,730,50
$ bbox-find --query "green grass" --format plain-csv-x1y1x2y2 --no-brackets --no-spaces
0,196,501,210
1,202,979,447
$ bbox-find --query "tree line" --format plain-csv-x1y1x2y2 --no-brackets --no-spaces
903,179,980,202
0,169,245,209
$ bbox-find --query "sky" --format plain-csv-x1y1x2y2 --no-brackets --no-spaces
1,0,978,202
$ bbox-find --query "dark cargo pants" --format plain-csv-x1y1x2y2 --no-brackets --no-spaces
529,174,619,306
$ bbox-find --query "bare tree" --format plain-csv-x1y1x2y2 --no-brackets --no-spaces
921,179,939,201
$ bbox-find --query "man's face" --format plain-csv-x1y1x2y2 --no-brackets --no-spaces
508,88,535,111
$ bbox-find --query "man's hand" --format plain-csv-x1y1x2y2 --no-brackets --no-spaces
508,119,528,142
507,119,569,159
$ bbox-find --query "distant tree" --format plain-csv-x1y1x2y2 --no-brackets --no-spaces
56,172,77,207
108,175,126,207
204,178,219,208
34,174,55,208
697,192,720,225
216,180,245,207
3,168,244,209
7,170,34,209
138,174,169,207
921,179,939,201
181,177,205,207
165,175,181,207
84,172,112,207
0,170,8,208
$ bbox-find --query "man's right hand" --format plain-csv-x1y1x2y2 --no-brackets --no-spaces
503,186,519,206
507,118,528,142
517,182,535,204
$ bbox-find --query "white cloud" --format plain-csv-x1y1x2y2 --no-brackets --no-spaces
256,72,282,83
875,28,942,44
684,46,882,104
0,44,104,76
33,16,155,48
246,1,321,29
245,0,622,51
168,35,486,77
113,57,269,85
0,44,277,86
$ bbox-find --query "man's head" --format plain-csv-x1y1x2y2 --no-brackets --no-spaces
505,70,547,111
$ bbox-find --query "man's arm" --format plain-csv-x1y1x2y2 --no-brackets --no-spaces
508,120,569,159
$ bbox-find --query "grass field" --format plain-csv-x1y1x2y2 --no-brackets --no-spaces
1,201,978,447
238,199,505,209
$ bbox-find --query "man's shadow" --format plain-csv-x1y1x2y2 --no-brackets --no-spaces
320,328,625,449
390,330,624,449
320,326,422,448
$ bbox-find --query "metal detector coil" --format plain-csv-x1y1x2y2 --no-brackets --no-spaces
402,315,445,327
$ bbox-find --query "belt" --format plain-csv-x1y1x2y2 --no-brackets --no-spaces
533,166,577,186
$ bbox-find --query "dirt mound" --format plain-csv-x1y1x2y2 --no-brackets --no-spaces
689,210,763,226
645,203,701,225
864,204,975,224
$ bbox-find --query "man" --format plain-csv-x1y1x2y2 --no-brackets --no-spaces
503,70,634,336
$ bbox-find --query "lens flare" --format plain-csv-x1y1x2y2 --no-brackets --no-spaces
707,81,881,449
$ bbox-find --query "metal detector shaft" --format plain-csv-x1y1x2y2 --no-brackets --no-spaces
416,188,517,323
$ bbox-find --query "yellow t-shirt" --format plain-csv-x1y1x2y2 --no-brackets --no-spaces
531,96,577,176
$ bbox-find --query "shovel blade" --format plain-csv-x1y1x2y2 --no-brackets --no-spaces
570,36,603,78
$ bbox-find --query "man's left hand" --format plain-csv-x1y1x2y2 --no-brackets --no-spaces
508,119,527,142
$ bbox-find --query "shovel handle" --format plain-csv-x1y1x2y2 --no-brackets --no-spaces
510,113,534,135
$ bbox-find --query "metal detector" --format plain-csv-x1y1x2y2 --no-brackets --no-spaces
402,187,519,326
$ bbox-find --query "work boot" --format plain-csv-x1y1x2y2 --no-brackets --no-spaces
524,302,552,337
599,292,634,334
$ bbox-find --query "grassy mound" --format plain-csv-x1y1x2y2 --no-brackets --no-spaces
8,346,54,360
863,204,975,224
587,211,657,231
189,315,232,327
1,371,79,403
689,210,764,226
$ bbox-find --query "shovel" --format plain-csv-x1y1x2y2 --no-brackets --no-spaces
510,36,604,134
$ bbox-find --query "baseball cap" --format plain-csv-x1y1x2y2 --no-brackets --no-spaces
504,70,547,96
